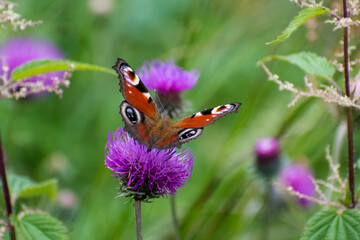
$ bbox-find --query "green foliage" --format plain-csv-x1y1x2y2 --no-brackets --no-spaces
301,210,360,240
8,173,57,200
263,52,336,79
266,7,331,45
11,59,115,81
11,212,68,240
0,0,345,239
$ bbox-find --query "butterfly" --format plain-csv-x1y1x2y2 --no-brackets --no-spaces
113,58,241,150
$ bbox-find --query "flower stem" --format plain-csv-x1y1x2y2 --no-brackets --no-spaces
261,183,272,240
342,0,355,208
170,195,180,240
0,136,16,240
134,200,143,240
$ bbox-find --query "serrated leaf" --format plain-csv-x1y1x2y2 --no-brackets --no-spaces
301,210,360,240
7,174,58,200
11,59,115,81
263,52,335,79
11,212,68,240
17,179,57,200
267,6,331,45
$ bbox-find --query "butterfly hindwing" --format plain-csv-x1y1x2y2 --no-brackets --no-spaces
119,101,156,148
113,58,158,119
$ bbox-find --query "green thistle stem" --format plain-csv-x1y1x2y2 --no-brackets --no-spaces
170,195,180,240
168,111,180,240
135,200,142,240
134,200,143,240
0,136,16,240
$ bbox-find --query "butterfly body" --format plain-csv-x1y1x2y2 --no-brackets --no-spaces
113,58,241,150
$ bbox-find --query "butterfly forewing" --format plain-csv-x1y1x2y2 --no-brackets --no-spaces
176,103,241,128
113,58,158,119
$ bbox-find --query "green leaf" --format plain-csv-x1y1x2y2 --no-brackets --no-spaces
301,210,360,240
11,212,68,240
11,59,116,81
266,6,331,45
8,173,58,200
263,52,336,79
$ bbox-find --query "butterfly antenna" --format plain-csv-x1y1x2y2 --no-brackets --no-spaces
154,91,166,117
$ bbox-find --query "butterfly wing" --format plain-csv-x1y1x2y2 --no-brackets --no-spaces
174,103,241,144
113,58,241,149
113,58,158,119
113,58,159,147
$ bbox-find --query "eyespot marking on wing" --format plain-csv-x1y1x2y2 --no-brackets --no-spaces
120,65,140,86
178,128,203,142
120,101,144,124
125,107,137,123
211,104,236,114
175,102,241,128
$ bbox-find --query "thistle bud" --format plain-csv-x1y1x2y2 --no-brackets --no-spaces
254,138,280,178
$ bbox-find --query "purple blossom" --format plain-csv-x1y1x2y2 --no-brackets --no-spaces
137,59,199,94
254,138,280,178
280,164,316,208
255,138,280,164
104,127,194,199
0,37,63,87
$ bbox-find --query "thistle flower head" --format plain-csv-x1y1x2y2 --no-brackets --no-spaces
0,37,70,98
104,127,194,201
137,59,199,94
0,37,63,80
137,59,200,118
254,138,280,178
280,164,316,208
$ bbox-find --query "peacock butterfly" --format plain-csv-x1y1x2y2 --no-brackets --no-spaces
113,58,241,150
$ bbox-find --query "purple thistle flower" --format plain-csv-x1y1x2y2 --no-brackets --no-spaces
104,127,194,200
137,59,199,95
255,138,280,164
280,164,316,208
254,138,280,178
137,59,200,118
0,37,64,84
0,37,69,98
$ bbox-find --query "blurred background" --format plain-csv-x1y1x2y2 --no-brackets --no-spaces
0,0,350,239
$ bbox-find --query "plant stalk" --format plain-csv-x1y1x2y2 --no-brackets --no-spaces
170,195,180,240
342,0,355,208
0,136,16,240
134,200,143,240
